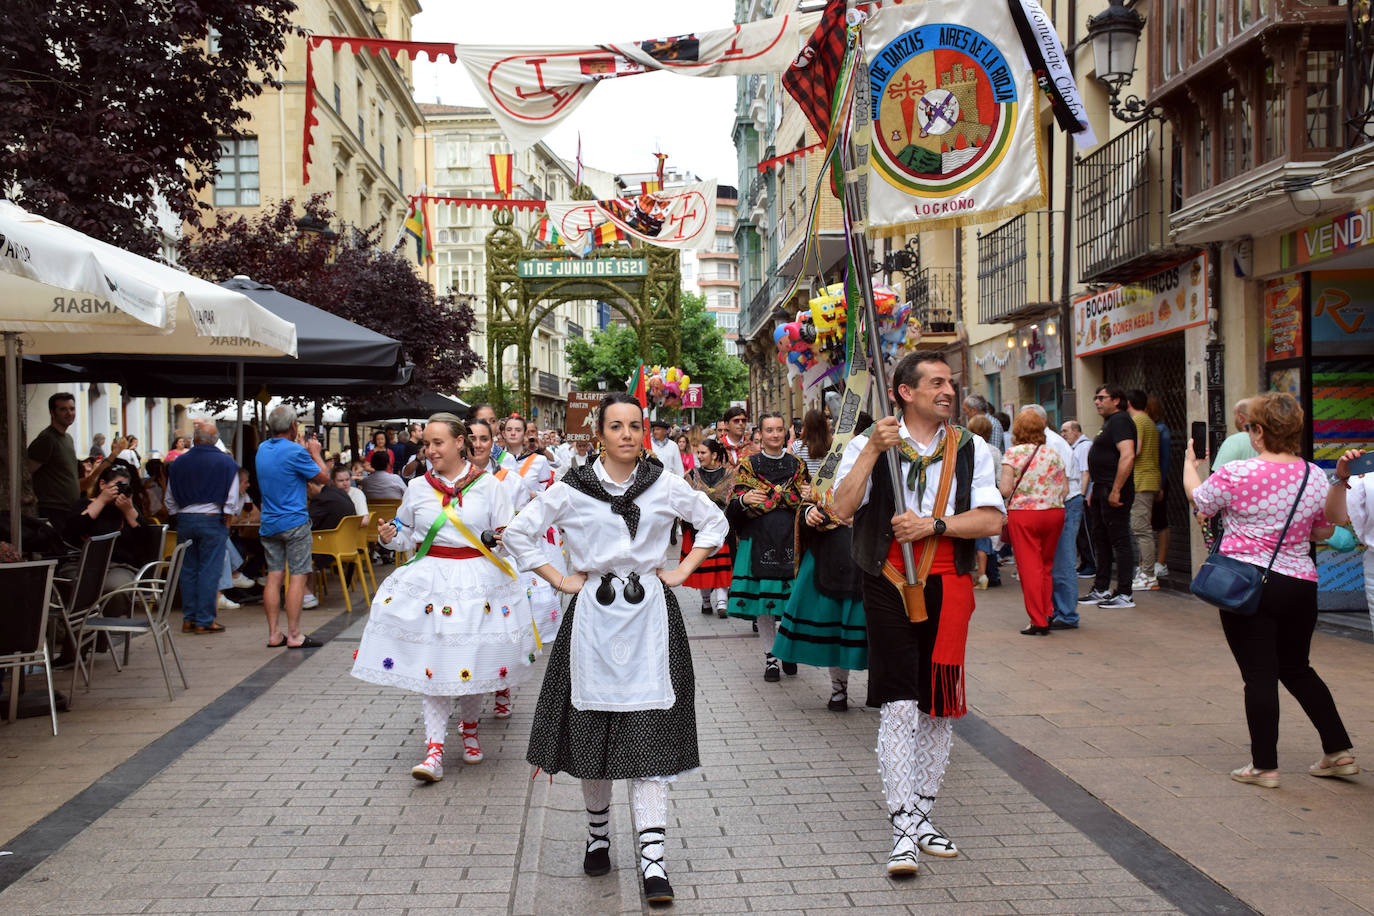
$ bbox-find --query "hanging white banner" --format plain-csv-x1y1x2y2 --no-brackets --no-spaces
863,0,1046,237
544,180,718,254
457,13,816,150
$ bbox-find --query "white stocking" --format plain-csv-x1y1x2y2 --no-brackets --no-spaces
877,700,920,864
420,695,452,745
911,711,956,855
711,586,728,607
458,693,482,723
757,613,777,655
582,779,612,853
829,666,849,694
630,777,669,881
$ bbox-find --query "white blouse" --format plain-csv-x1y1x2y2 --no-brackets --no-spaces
387,464,514,553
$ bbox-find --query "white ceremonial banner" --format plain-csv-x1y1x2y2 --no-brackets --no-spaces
545,180,718,253
863,0,1045,236
457,12,817,150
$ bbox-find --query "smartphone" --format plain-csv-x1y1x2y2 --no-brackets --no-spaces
1190,421,1208,455
1346,452,1374,477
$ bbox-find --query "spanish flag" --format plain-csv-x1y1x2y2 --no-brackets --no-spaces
640,179,662,194
403,197,434,266
490,153,514,196
594,221,624,246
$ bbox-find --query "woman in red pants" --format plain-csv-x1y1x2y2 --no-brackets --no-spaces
999,409,1068,635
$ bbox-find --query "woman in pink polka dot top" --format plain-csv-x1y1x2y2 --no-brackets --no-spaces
1184,392,1358,790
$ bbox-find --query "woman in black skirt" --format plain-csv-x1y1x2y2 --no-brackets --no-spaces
503,394,728,906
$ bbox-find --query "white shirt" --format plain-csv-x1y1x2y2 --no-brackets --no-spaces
387,464,513,552
346,486,368,518
1043,426,1080,500
165,474,240,517
1345,471,1374,549
650,435,685,476
1071,436,1092,495
836,420,1005,517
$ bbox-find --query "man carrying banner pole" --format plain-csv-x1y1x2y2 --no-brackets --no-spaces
821,2,1006,878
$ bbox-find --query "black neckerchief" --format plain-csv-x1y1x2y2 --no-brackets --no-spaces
563,459,663,538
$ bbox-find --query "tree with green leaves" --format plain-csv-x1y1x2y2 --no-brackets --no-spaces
567,292,746,423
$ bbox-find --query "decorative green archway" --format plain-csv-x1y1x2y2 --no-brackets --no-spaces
485,195,682,417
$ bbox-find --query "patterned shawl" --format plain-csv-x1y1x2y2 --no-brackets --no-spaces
562,459,664,538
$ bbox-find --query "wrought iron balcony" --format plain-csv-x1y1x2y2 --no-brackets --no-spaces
908,268,958,335
977,210,1058,325
567,321,584,340
536,370,560,395
1076,121,1188,284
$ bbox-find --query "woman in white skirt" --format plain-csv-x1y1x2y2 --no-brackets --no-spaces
351,413,541,783
491,415,566,646
504,394,728,906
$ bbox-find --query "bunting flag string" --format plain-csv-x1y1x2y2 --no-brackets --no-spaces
756,142,824,174
409,194,546,212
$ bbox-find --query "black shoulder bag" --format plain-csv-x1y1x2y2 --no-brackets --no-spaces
1189,462,1310,616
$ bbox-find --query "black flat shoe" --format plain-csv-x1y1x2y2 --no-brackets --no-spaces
1019,624,1051,636
1048,619,1078,630
583,845,611,876
643,874,674,905
781,661,798,676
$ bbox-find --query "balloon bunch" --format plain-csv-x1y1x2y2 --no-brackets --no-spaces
641,365,692,409
773,283,921,386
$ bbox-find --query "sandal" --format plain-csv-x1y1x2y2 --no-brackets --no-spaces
287,634,323,649
266,637,287,648
1230,764,1279,788
1310,751,1359,778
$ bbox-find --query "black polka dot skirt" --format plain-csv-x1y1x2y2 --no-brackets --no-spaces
525,588,699,780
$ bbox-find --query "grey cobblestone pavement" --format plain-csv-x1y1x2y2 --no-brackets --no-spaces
0,587,1189,915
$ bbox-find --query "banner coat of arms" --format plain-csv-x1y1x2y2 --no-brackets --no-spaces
863,1,1046,237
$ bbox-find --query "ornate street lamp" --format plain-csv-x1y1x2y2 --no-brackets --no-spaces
1086,0,1156,122
294,214,339,264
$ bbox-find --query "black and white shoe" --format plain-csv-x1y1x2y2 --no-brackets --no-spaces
764,655,781,682
584,805,611,876
639,828,673,905
886,809,920,876
781,661,798,676
1078,587,1112,604
828,683,849,712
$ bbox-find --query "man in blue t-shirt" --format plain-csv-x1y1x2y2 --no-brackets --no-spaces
256,405,329,649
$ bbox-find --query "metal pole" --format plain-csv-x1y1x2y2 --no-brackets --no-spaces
837,68,919,590
5,333,21,553
234,362,245,465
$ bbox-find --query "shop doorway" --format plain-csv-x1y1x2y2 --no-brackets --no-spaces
1104,336,1191,585
1031,372,1061,427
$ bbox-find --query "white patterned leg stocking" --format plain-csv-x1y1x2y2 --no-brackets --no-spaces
829,666,849,699
582,779,612,854
420,695,452,745
630,777,669,881
912,711,957,856
711,586,728,608
457,693,482,722
758,613,777,656
877,700,920,871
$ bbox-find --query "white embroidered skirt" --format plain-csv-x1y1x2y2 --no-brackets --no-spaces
351,554,541,697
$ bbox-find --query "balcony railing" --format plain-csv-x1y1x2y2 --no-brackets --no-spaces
908,268,958,335
1349,0,1374,149
537,370,560,395
539,311,556,331
567,321,584,339
1075,121,1181,284
977,210,1057,325
744,273,789,340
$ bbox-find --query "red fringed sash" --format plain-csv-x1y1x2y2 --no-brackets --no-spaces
886,538,974,717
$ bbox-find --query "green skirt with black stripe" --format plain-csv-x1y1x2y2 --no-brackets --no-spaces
771,551,869,671
727,538,793,620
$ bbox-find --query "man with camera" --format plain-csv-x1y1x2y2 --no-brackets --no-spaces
166,421,241,634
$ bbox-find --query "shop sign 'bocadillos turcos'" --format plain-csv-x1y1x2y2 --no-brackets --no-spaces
1072,253,1209,358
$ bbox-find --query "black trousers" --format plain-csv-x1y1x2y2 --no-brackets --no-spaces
1218,570,1351,771
1076,497,1096,570
1086,490,1135,595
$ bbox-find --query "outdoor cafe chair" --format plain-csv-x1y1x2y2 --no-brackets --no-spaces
365,498,408,564
76,540,190,701
311,515,369,613
50,530,119,705
0,560,60,735
354,512,378,596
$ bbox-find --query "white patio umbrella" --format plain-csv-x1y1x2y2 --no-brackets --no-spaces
0,200,298,550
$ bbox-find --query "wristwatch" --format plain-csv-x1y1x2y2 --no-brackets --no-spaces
932,518,947,536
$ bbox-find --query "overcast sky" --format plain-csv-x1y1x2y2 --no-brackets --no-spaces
410,0,742,190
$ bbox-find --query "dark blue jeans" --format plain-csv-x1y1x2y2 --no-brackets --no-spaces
177,513,229,627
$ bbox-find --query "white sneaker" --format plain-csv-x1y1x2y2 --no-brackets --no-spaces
411,742,444,782
302,594,319,610
1153,563,1169,578
231,573,254,589
1132,573,1159,591
216,594,241,610
1098,593,1136,609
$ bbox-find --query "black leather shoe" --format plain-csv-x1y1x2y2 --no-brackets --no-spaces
1048,619,1078,630
583,845,611,877
827,694,849,712
643,875,674,905
1019,624,1051,635
781,661,798,676
764,660,781,682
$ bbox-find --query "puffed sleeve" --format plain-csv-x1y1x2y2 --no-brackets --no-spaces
834,434,872,509
485,474,515,531
1191,463,1234,517
969,436,1007,513
666,475,728,552
503,481,570,571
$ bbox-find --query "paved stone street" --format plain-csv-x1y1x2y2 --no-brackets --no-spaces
0,566,1369,914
